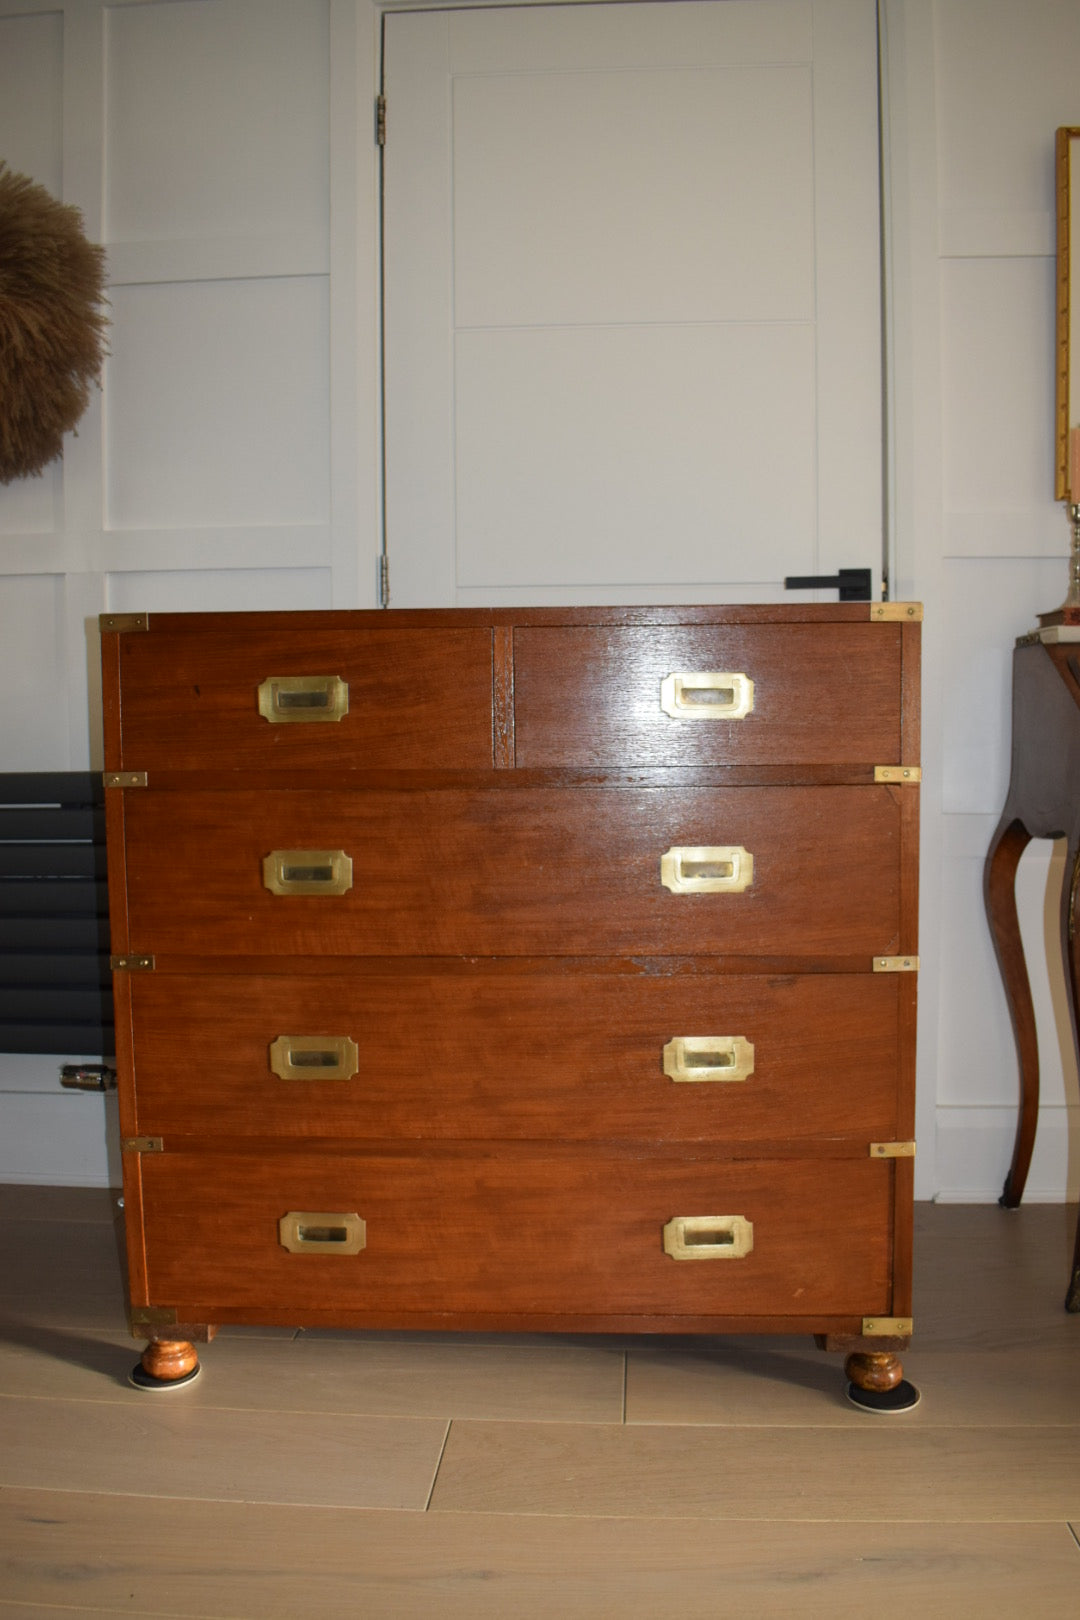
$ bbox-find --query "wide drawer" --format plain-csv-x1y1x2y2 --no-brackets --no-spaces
513,624,904,766
137,1150,893,1319
109,625,495,770
119,785,905,958
123,970,905,1143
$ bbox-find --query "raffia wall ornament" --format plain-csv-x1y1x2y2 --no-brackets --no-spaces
0,162,108,483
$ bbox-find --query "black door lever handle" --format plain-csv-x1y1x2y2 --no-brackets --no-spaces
783,567,873,602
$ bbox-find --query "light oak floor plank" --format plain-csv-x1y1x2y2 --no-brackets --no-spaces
3,1489,1080,1620
429,1418,1080,1521
626,1337,1080,1426
0,1608,199,1620
0,1394,447,1511
0,1326,625,1424
0,1217,128,1331
0,1185,118,1223
913,1201,1079,1349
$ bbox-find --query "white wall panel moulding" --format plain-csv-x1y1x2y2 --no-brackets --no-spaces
0,1093,115,1190
106,235,330,287
938,209,1054,259
943,509,1067,559
935,1104,1079,1204
95,526,333,575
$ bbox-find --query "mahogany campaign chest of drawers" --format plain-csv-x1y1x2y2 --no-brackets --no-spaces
101,604,921,1406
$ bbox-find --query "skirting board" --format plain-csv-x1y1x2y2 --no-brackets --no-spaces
935,1104,1080,1203
0,1091,118,1188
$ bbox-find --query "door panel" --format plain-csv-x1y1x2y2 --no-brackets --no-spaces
383,1,884,606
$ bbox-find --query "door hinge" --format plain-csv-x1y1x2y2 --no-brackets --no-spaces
872,955,919,973
869,1141,917,1159
870,602,923,622
110,954,156,972
122,1136,163,1154
376,94,387,147
377,552,390,607
104,771,148,789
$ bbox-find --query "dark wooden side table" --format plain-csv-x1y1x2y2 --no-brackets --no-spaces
984,633,1080,1310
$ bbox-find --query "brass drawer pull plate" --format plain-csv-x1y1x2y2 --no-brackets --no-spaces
257,675,349,723
660,672,754,720
663,1215,754,1260
661,846,752,894
263,850,353,896
269,1036,359,1081
662,1035,754,1083
279,1211,366,1254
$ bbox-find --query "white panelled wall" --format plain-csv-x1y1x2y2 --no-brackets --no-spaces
0,0,1077,1204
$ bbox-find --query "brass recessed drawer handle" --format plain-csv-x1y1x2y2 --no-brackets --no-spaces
663,1215,754,1260
662,1036,754,1084
660,672,754,720
279,1211,366,1254
660,846,753,894
257,675,349,723
269,1036,359,1081
263,850,353,896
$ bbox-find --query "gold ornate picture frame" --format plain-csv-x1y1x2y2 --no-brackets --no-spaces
1056,127,1080,501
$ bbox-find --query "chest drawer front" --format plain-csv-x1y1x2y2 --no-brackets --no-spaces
112,626,495,770
121,785,903,958
126,971,903,1143
513,625,903,766
139,1151,892,1320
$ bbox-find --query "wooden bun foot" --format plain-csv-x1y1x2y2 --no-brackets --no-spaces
129,1338,202,1391
844,1350,920,1413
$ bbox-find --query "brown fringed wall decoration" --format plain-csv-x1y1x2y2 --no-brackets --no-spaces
0,162,108,484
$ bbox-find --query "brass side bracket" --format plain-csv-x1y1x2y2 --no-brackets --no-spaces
104,771,148,789
874,766,921,784
122,1136,163,1153
870,603,923,621
110,954,155,972
129,1305,178,1329
862,1316,914,1336
99,612,149,632
870,1141,917,1159
873,956,919,973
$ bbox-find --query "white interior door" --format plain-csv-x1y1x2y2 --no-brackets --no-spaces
382,0,884,607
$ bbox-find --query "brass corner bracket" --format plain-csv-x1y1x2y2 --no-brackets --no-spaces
99,612,149,633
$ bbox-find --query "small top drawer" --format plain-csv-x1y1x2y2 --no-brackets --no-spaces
107,621,495,771
513,624,904,767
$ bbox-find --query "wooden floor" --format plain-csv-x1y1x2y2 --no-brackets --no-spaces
1,1187,1078,1618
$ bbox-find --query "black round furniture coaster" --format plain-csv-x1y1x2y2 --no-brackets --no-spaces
128,1361,202,1392
845,1378,921,1413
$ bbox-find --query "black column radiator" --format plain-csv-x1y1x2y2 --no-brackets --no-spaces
0,772,114,1059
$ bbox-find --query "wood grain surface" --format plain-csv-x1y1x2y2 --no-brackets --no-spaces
124,969,903,1142
134,1149,893,1320
119,783,904,958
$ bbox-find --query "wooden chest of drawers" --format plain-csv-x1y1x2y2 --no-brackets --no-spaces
101,604,920,1406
